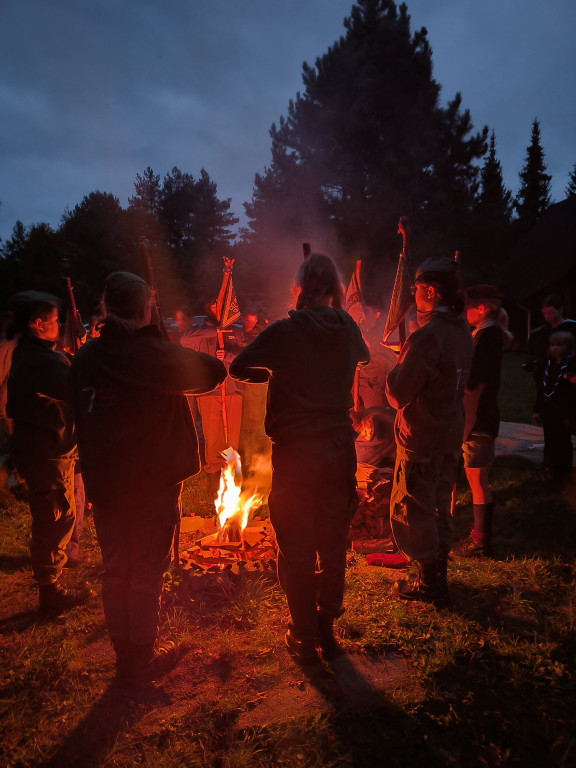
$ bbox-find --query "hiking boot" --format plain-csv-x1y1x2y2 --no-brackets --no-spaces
395,560,446,603
452,534,490,558
129,639,184,688
316,614,345,661
285,630,322,666
38,582,92,616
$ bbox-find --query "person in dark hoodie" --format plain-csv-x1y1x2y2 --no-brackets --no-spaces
6,291,91,615
385,257,473,603
229,253,370,666
69,271,226,687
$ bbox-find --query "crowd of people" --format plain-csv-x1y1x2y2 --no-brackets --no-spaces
1,254,575,683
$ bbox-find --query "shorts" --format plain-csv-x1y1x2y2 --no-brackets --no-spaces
462,433,495,469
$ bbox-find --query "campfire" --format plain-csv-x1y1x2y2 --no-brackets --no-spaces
180,448,276,573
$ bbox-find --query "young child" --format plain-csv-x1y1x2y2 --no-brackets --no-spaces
534,331,576,482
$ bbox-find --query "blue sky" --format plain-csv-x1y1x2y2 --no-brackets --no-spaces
1,0,575,243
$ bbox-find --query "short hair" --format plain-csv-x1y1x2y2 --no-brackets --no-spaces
104,272,151,319
549,331,575,356
295,253,343,310
542,294,563,310
11,291,60,334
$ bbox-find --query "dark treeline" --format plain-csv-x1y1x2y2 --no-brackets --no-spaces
1,0,572,321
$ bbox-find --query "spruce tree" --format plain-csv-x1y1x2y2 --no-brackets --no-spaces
245,0,487,295
477,131,512,221
565,162,576,198
514,119,552,229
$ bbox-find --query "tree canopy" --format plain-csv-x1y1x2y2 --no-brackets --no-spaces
244,0,488,301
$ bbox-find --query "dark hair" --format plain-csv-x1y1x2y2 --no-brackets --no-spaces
542,294,563,310
295,253,343,310
104,272,152,320
11,292,60,334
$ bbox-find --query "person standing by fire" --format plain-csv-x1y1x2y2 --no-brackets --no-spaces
69,271,226,688
229,253,369,665
6,291,92,615
385,257,473,603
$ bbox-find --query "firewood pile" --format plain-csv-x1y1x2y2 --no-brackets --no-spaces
178,515,277,575
349,463,394,553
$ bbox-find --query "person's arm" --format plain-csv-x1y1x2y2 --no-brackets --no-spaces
229,325,277,384
385,331,439,410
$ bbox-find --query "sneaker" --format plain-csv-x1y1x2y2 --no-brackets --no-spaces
39,583,92,616
128,640,184,688
452,534,490,558
284,630,322,666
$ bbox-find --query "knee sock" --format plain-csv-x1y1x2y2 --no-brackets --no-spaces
472,502,493,541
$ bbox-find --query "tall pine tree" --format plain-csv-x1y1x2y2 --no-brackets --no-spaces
515,119,552,230
244,0,487,300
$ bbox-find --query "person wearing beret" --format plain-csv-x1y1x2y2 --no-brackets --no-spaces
6,291,92,615
453,285,505,558
385,257,473,602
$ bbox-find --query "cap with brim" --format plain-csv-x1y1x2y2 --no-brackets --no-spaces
415,257,459,281
465,284,503,303
105,271,148,292
12,290,60,308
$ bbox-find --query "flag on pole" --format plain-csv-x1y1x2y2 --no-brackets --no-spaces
381,251,413,345
345,260,365,326
215,256,240,329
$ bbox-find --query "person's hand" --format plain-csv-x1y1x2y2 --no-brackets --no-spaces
563,372,576,384
216,349,225,361
532,413,542,426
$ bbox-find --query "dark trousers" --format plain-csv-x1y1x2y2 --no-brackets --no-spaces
268,433,359,641
391,448,460,562
543,408,574,480
93,484,180,646
19,451,76,586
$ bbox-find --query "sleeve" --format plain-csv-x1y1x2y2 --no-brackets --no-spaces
466,330,502,393
385,330,440,410
229,325,280,384
131,340,227,395
36,353,72,402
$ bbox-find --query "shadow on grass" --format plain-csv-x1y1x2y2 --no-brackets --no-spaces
38,683,173,768
0,554,30,571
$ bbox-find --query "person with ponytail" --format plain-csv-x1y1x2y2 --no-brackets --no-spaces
230,253,369,665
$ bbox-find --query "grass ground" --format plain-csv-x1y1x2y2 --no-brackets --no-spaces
1,351,575,768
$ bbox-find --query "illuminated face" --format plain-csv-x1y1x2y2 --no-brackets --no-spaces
466,304,483,328
413,282,436,312
33,307,60,342
175,310,190,332
243,313,258,333
542,305,563,327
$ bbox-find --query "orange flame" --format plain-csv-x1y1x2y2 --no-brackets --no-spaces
215,447,263,540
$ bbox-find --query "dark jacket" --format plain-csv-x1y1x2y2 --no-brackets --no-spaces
386,311,473,456
229,306,369,444
463,323,503,440
7,335,75,471
69,315,226,505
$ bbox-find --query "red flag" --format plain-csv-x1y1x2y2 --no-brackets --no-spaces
345,260,365,326
381,251,413,345
216,257,240,329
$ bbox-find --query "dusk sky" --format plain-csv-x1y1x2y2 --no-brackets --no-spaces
1,0,575,244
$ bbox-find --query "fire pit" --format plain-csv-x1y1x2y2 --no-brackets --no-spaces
179,447,276,575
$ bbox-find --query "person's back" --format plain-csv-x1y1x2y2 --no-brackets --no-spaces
231,305,368,443
71,314,224,505
69,271,226,687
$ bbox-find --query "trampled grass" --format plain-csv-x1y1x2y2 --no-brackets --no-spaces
1,357,575,767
